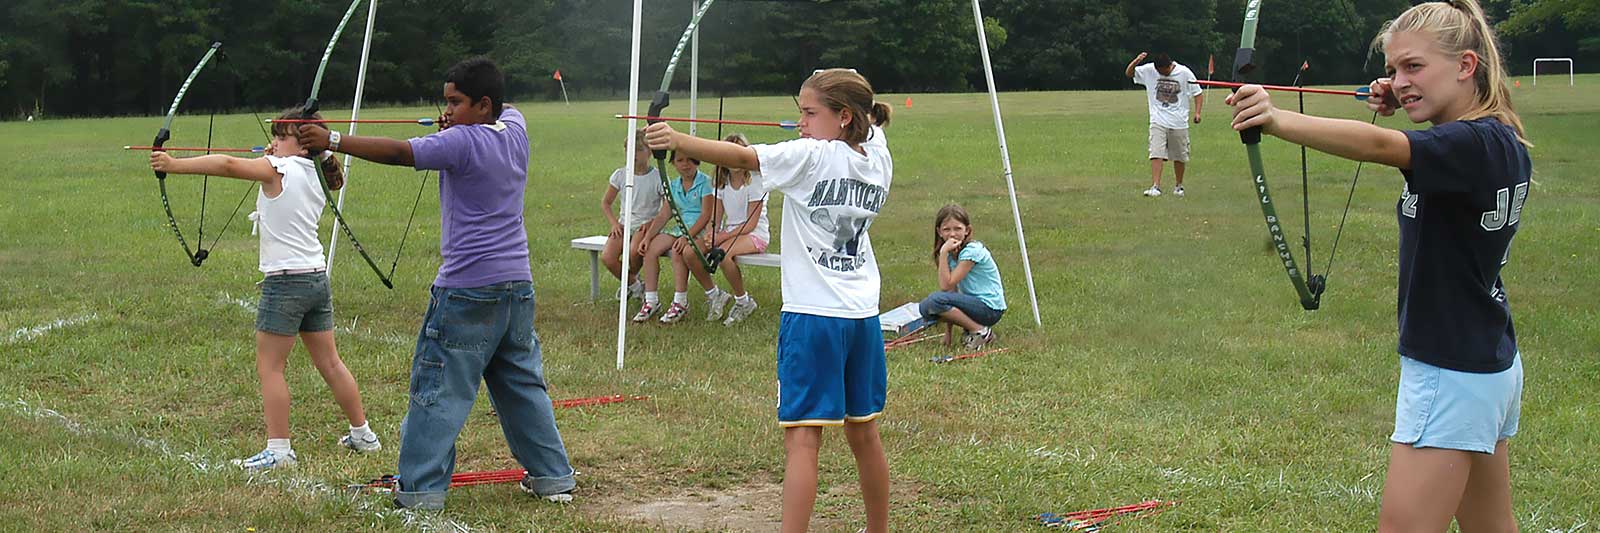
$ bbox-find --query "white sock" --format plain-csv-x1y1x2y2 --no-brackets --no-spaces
644,291,659,304
267,438,292,454
673,292,689,305
349,422,375,439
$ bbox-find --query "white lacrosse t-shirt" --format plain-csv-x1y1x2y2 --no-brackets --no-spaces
753,126,892,319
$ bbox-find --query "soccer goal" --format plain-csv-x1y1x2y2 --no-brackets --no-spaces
1533,58,1574,86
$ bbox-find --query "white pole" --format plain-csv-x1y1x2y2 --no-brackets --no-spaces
619,0,645,370
970,0,1041,326
327,0,379,278
688,0,700,136
560,77,571,105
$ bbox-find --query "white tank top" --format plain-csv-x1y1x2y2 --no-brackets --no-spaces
252,155,327,273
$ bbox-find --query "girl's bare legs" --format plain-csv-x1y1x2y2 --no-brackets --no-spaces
716,235,764,296
671,237,696,294
640,233,676,292
1455,441,1517,532
1378,444,1486,532
781,426,824,533
254,331,297,439
845,420,890,533
299,330,367,426
601,234,638,281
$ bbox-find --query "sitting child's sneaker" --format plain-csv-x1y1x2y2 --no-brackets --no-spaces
723,296,757,325
631,301,659,322
232,448,297,471
339,433,382,452
705,289,733,321
659,302,689,323
963,327,996,350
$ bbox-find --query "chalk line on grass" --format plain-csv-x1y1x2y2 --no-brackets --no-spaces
5,313,99,345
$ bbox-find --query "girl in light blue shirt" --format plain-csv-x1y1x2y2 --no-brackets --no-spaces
919,204,1006,349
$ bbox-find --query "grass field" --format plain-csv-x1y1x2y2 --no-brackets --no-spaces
1,74,1597,532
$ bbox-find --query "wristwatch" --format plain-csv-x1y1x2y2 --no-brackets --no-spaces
328,130,341,152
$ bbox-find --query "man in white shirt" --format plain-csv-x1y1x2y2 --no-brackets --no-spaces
1127,52,1203,197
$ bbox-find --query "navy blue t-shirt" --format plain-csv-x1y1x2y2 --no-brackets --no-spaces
1396,118,1530,373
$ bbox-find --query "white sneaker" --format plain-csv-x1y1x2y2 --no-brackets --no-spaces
723,297,757,325
1143,186,1162,197
339,433,382,453
631,301,659,322
1174,186,1185,197
628,281,644,300
705,289,733,321
659,302,688,323
232,448,297,470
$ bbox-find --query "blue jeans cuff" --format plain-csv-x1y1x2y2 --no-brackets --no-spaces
394,490,447,510
523,473,576,496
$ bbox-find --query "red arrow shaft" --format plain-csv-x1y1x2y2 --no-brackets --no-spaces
269,118,429,124
126,146,262,153
616,115,791,128
1191,80,1362,97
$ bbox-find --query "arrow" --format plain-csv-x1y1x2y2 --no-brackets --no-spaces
126,145,265,153
1191,79,1370,99
616,114,796,130
266,118,437,126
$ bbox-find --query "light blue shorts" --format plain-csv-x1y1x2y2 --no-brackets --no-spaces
1390,354,1522,454
776,312,886,427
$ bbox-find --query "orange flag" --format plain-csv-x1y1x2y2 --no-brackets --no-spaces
553,70,563,81
1300,60,1310,71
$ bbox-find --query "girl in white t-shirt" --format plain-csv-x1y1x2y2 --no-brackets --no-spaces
600,129,662,299
645,68,893,533
148,107,380,471
681,132,771,325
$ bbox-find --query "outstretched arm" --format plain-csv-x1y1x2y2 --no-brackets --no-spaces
643,123,759,172
150,153,279,183
1227,84,1410,169
296,125,415,167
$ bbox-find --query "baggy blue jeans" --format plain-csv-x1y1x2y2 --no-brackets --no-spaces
394,281,576,509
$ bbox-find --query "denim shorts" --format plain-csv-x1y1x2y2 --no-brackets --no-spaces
776,312,886,427
1390,354,1523,454
918,291,1004,327
255,272,334,336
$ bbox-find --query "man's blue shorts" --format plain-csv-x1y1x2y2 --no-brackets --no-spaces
1390,354,1523,454
776,312,886,427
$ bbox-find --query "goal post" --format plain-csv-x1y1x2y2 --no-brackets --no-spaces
1533,58,1574,86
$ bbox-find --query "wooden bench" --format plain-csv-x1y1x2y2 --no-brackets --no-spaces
570,235,781,301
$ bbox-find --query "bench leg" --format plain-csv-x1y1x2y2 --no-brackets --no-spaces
589,251,600,302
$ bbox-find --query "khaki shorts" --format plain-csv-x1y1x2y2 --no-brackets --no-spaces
1148,124,1191,162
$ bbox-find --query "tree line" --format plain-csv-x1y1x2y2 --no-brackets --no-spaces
1,0,1592,119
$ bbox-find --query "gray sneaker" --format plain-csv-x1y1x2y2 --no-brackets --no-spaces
723,296,758,325
705,289,733,321
963,328,996,350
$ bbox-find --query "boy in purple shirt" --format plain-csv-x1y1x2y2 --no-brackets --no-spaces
297,57,575,510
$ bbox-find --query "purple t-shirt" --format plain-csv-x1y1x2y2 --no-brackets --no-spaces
409,108,531,288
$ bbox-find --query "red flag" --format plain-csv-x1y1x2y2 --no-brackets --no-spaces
1300,60,1310,71
553,69,562,81
1207,54,1215,77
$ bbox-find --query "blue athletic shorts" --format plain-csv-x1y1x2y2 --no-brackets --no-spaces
1390,354,1522,454
776,312,886,427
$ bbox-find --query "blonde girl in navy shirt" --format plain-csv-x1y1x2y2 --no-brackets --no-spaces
1226,1,1530,529
645,69,893,533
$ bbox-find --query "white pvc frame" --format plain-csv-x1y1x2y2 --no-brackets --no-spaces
1533,58,1574,86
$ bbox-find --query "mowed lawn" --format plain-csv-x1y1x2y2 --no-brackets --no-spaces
1,75,1596,531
